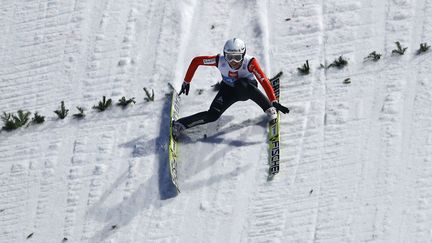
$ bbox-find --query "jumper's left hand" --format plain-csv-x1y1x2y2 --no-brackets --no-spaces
272,101,290,114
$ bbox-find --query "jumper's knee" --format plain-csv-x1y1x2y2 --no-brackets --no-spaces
206,109,221,123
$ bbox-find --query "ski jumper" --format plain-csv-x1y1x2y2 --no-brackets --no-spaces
177,54,277,129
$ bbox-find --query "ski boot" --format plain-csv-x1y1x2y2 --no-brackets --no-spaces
265,107,278,125
172,121,186,141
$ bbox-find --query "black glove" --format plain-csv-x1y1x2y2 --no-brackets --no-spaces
179,82,190,96
272,101,289,114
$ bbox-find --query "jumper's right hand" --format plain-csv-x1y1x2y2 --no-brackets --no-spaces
179,82,190,96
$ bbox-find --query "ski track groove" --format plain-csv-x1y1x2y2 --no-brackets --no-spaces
0,164,29,242
62,123,119,242
62,0,92,106
79,127,118,242
260,0,327,242
132,1,193,242
80,0,130,104
31,138,62,241
244,2,296,242
409,0,432,240
366,0,417,241
116,11,144,235
110,7,138,98
308,1,380,242
207,1,288,242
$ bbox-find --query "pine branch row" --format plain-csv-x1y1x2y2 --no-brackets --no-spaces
1,88,154,132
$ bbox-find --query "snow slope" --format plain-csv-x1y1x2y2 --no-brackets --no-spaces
1,0,432,242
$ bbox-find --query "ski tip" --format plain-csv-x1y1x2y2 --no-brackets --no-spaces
267,174,275,181
270,71,283,82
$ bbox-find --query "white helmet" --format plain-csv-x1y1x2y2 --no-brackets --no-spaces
223,38,246,63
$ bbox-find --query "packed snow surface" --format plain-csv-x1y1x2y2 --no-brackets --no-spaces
1,0,432,242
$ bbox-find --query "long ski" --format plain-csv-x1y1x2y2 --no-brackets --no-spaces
168,91,181,192
268,72,282,180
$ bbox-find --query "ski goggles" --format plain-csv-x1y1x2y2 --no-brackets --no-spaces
224,53,244,63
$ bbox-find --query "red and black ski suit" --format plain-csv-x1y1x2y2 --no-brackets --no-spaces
177,54,277,129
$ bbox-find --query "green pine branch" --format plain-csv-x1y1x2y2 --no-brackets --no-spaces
15,110,31,127
392,41,408,55
327,56,348,69
73,107,86,119
1,110,31,131
297,60,310,75
31,112,45,124
93,96,112,112
143,88,154,102
117,97,136,108
54,101,69,119
417,43,430,55
364,51,382,62
1,112,15,131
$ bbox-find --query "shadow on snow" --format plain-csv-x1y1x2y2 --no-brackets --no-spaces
85,97,268,241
